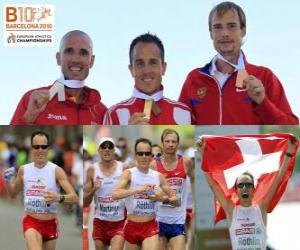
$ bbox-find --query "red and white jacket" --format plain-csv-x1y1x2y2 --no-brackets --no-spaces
178,56,299,125
104,91,193,125
10,84,107,125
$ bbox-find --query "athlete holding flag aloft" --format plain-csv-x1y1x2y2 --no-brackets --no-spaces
197,134,298,250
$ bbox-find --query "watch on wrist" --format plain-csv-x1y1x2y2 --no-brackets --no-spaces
286,152,293,158
59,195,65,203
162,197,169,204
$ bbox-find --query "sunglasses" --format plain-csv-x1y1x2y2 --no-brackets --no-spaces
153,153,162,158
117,145,127,149
136,151,152,157
32,145,49,150
100,143,114,150
237,182,254,189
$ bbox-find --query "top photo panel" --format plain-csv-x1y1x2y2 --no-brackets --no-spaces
1,1,299,125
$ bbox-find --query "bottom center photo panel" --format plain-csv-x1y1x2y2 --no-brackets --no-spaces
82,125,196,250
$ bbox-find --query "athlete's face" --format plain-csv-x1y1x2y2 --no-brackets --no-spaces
31,135,49,164
236,175,254,205
129,42,166,95
56,34,95,81
162,133,179,155
210,9,245,59
116,140,128,156
135,142,152,171
151,146,162,159
98,142,115,162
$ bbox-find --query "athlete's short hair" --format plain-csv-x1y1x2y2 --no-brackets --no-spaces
208,1,246,31
134,138,152,153
161,129,180,143
31,131,50,145
129,32,165,64
234,171,254,188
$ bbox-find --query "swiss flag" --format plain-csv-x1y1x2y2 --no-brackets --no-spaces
201,133,298,224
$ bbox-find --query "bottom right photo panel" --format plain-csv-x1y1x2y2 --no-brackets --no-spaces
195,125,300,250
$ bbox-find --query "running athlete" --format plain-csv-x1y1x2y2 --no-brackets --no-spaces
112,138,179,250
153,129,194,250
3,131,78,250
83,137,126,250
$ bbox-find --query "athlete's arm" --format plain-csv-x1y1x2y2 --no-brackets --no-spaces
184,156,195,206
4,166,24,198
159,173,180,206
197,138,233,219
112,170,149,200
260,138,297,212
184,156,195,183
83,166,101,207
204,172,233,220
44,166,78,204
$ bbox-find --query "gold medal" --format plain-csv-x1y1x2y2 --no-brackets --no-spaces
143,99,153,119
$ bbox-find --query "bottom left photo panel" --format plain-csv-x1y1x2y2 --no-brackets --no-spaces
0,126,83,250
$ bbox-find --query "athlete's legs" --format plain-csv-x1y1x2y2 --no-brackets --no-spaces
142,234,159,250
43,239,56,250
94,239,108,250
169,235,185,250
24,228,43,250
83,208,90,226
186,217,194,250
110,235,125,250
159,236,168,250
125,242,141,250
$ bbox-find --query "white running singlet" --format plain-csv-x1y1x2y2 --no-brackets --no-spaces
23,162,59,214
93,161,125,221
229,205,267,250
125,167,160,216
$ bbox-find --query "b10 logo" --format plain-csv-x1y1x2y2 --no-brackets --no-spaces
6,6,53,23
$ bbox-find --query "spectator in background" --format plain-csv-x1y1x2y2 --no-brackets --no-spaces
116,137,133,163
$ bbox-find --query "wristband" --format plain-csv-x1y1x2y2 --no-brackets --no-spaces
286,152,293,158
162,197,169,204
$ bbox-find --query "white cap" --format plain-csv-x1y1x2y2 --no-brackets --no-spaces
98,137,115,147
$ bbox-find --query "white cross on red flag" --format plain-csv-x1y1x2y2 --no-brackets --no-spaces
201,133,298,224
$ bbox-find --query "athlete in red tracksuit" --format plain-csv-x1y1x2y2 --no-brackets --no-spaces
10,84,107,125
103,90,193,125
107,33,193,125
178,58,298,125
179,2,299,125
10,30,107,125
